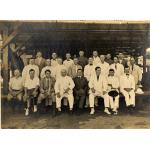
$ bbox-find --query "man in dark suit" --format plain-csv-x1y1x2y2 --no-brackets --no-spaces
73,69,88,114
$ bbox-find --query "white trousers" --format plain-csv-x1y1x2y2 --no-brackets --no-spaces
121,90,135,107
89,92,109,108
109,95,119,110
56,93,74,109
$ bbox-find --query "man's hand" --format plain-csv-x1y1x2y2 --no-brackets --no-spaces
56,92,61,98
103,91,107,95
91,88,96,93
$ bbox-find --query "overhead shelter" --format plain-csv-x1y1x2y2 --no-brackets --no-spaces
0,20,150,93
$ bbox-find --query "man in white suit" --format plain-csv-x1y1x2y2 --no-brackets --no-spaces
120,66,136,113
110,56,124,78
89,66,110,115
92,51,101,65
54,69,75,113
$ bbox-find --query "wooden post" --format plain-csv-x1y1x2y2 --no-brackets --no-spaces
2,29,9,94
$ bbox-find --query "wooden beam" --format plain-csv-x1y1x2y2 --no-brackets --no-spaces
2,29,9,94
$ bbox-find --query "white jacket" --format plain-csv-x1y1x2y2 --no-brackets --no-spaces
63,59,74,72
54,76,75,95
96,62,110,76
84,64,95,81
110,63,124,78
54,64,67,79
93,56,101,65
120,74,135,92
107,76,119,91
89,74,108,94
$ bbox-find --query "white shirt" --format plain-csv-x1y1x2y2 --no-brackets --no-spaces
40,66,55,79
51,59,59,67
128,64,142,84
96,62,110,76
107,76,119,91
93,56,101,65
9,76,23,90
54,76,75,95
24,76,40,89
84,64,95,81
63,59,74,71
54,64,67,79
22,64,39,80
110,63,124,78
120,74,135,91
89,74,108,94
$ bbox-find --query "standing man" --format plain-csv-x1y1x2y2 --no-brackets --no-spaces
34,51,46,72
73,69,88,113
22,58,39,81
92,50,101,65
54,69,75,114
120,67,136,113
23,69,40,116
38,70,56,115
54,57,67,79
78,50,88,68
128,57,142,88
7,69,24,111
89,67,110,115
110,56,124,78
97,55,110,76
51,52,59,67
107,69,120,115
105,53,113,65
63,53,74,73
68,57,82,78
40,59,55,79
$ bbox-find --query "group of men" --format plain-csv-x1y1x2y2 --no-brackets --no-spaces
7,50,143,116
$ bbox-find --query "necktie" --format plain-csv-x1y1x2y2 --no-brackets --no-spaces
115,64,117,69
97,75,99,80
132,65,134,71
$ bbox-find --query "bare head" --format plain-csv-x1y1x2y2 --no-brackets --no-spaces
106,54,111,59
95,66,101,76
77,69,83,76
124,67,130,75
52,52,57,59
73,57,78,65
114,57,118,64
100,55,105,63
46,59,51,66
79,51,84,57
118,53,124,59
29,69,35,79
36,51,42,57
88,57,93,65
130,57,135,65
61,69,67,77
109,69,115,76
14,69,21,78
93,51,98,57
66,53,71,60
57,58,63,65
45,70,51,78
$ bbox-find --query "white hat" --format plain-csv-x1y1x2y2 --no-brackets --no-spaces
136,88,144,94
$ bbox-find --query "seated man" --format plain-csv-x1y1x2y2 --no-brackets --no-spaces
107,69,120,115
38,70,56,114
73,69,88,113
7,69,23,111
89,67,110,115
54,69,75,114
120,66,136,113
23,69,40,116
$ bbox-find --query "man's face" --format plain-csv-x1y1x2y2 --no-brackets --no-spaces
37,52,42,57
125,68,130,74
46,60,51,66
14,70,20,77
52,53,57,59
88,58,93,64
100,55,105,62
77,70,83,76
29,71,35,78
114,57,118,63
45,71,51,78
130,58,135,65
29,59,35,65
109,70,114,76
73,58,78,65
79,51,84,57
96,68,101,76
106,54,111,59
93,51,98,57
61,70,67,77
57,58,62,64
66,53,71,59
119,53,124,59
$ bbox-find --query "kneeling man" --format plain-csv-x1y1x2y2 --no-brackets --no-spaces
54,69,75,113
89,67,110,115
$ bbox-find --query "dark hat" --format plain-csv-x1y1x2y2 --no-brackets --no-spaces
108,90,119,98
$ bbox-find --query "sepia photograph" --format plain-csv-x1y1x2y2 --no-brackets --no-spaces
0,20,150,129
